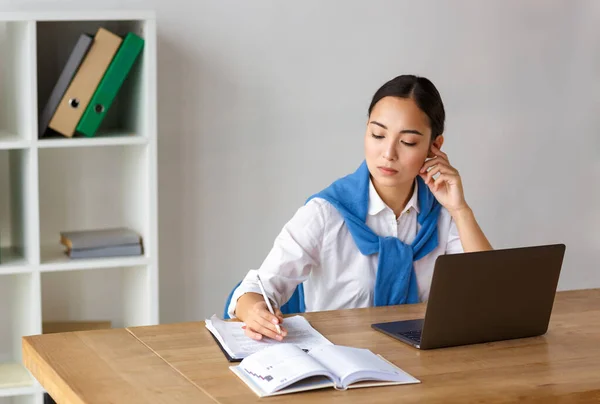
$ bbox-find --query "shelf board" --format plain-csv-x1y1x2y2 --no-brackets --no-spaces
0,385,39,398
37,132,148,149
0,10,156,22
0,362,35,397
39,245,148,272
0,248,30,275
0,132,29,150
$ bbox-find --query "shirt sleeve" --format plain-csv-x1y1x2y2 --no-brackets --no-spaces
445,216,464,254
226,198,328,318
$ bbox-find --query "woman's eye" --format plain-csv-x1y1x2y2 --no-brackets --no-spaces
371,134,384,139
401,141,416,147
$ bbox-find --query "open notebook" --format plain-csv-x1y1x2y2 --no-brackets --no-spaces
205,314,333,361
230,343,420,397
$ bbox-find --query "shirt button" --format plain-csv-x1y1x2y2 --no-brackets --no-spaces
406,208,411,214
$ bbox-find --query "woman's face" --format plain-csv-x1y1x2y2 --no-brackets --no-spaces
364,96,442,189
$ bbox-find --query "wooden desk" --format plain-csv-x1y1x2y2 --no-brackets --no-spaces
23,289,600,403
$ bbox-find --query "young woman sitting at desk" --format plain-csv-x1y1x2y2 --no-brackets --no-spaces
226,74,493,341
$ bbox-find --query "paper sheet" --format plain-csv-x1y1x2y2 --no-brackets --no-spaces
205,314,333,359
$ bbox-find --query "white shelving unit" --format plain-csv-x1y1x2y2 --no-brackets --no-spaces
0,10,158,403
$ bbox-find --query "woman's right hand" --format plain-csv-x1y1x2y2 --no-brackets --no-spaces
236,293,288,341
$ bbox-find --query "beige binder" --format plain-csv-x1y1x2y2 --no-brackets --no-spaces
48,27,122,137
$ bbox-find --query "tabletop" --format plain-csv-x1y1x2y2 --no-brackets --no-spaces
23,288,600,403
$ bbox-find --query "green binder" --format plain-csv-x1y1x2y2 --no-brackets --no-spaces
76,32,144,137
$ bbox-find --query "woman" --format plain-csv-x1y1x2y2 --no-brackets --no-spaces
226,74,492,341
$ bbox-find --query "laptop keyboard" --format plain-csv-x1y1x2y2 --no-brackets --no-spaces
398,329,422,343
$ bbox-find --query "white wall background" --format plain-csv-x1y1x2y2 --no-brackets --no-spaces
2,0,599,324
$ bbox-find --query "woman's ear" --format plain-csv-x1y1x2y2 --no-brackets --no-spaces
428,135,445,158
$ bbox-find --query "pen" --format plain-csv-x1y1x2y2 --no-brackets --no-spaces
256,274,282,335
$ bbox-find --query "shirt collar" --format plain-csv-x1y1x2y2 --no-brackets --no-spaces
368,178,420,216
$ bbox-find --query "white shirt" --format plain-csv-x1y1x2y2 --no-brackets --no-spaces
227,178,464,318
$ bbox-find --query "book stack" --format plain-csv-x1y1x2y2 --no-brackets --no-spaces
59,227,143,259
38,27,145,138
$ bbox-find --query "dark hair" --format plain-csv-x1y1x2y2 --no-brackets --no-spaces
368,74,445,140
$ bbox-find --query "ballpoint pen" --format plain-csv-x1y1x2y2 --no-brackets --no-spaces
256,274,282,335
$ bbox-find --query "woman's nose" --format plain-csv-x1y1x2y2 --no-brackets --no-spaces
383,143,398,161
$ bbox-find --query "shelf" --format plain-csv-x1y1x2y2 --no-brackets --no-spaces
0,364,34,395
36,132,148,148
0,274,38,389
0,249,29,275
0,21,35,146
0,133,29,150
42,265,153,328
0,10,155,22
38,147,151,257
0,149,35,268
39,245,148,272
0,389,44,404
0,387,40,401
36,19,148,140
0,12,158,401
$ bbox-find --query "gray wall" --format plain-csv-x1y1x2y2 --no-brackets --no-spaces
3,0,599,323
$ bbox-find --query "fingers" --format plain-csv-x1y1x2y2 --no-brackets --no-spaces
244,325,264,341
421,162,458,185
274,309,285,323
248,316,285,341
432,173,460,192
420,156,456,175
244,305,288,341
258,310,288,337
422,165,442,186
253,302,280,327
242,323,288,341
273,309,287,335
258,307,282,329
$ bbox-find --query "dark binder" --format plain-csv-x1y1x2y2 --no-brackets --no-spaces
38,33,93,138
43,393,57,404
208,331,242,363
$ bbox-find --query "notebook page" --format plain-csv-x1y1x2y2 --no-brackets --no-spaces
308,345,415,387
237,344,336,395
205,314,333,359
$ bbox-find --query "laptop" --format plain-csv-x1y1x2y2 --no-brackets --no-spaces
371,243,566,349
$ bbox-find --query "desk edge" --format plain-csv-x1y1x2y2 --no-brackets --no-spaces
22,335,88,404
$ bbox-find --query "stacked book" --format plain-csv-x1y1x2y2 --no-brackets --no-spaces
39,27,145,138
60,227,143,259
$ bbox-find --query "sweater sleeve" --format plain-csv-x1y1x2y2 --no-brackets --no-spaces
226,198,328,318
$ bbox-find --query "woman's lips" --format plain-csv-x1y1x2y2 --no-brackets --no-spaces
378,167,398,176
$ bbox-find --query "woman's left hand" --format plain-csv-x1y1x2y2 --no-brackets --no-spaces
419,144,469,215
